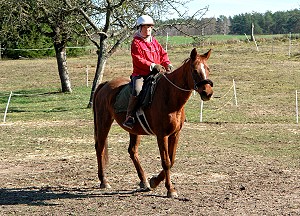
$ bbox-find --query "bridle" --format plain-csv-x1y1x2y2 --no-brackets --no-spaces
162,59,213,92
191,69,214,90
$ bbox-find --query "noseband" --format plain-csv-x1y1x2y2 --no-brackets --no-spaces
193,77,214,89
191,63,214,90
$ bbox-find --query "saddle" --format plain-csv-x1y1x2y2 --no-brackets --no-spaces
114,73,163,113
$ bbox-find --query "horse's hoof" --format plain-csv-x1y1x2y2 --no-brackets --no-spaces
167,191,178,198
139,181,151,191
150,176,158,189
100,183,111,189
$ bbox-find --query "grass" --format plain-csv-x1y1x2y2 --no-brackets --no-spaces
0,38,300,215
0,87,92,122
0,38,299,166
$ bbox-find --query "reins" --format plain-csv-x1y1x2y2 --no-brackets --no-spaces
162,73,191,92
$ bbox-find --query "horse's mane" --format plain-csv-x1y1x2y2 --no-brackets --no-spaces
170,58,190,74
182,57,190,65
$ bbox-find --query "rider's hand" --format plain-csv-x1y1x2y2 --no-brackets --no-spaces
151,64,165,74
166,64,173,72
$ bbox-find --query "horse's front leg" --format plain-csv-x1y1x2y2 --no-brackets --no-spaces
153,135,178,198
128,133,150,191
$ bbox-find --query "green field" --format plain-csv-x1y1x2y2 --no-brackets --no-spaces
156,33,297,46
0,39,299,215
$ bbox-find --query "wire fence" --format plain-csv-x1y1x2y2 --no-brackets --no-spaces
1,36,299,123
1,33,299,59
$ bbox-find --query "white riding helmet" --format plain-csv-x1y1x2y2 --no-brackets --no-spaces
136,15,154,27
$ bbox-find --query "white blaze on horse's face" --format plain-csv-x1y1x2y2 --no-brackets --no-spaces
200,63,207,79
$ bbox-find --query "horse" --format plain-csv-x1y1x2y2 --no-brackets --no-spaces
93,48,213,198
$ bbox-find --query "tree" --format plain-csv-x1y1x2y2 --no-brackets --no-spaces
0,0,52,59
287,9,300,33
0,0,88,93
263,11,274,34
65,0,209,107
216,15,230,35
33,0,86,93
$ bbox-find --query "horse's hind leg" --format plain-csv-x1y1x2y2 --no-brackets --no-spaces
94,112,114,189
128,133,150,191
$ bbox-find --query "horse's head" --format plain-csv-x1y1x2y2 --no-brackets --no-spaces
189,48,213,101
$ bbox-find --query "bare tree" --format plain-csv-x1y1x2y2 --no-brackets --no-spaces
65,0,208,107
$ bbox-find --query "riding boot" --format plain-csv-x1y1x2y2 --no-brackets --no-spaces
123,95,139,129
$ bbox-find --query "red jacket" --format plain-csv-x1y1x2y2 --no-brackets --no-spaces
131,36,171,77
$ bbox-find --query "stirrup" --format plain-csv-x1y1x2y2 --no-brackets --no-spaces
123,116,135,129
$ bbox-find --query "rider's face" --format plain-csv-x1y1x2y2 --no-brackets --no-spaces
140,25,153,37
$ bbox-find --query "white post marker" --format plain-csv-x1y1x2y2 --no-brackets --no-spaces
233,79,238,106
296,90,299,124
3,91,13,123
200,100,204,122
165,32,169,52
289,32,292,58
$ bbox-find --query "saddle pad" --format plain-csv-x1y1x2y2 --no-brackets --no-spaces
114,73,163,113
114,84,131,113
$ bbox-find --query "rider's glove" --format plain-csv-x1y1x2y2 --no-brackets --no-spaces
151,64,165,74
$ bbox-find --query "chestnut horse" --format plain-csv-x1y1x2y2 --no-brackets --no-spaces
93,48,213,198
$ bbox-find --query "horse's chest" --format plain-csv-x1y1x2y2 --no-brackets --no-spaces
166,112,184,130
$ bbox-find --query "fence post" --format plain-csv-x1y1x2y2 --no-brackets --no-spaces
200,100,204,122
296,90,299,124
165,32,169,52
3,91,13,123
86,65,89,87
233,79,238,106
288,32,292,57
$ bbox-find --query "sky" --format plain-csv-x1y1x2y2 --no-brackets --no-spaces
186,0,300,18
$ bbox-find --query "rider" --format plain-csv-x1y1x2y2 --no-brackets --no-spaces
123,15,173,129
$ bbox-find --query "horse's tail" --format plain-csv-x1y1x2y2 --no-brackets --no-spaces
93,81,109,166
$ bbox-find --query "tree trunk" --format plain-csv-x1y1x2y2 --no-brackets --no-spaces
54,43,72,93
87,35,107,108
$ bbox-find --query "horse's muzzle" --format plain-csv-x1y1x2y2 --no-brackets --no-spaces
195,79,214,88
200,90,213,101
199,79,213,101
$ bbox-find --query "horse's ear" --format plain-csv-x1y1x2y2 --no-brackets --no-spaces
203,49,212,60
190,48,197,61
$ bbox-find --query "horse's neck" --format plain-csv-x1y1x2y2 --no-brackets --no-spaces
166,62,192,91
161,63,193,109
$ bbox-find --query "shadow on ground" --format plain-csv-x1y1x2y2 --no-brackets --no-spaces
0,186,175,206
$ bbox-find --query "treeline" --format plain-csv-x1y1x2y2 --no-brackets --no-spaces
159,9,300,36
231,9,300,35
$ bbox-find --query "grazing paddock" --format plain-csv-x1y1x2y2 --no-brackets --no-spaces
0,40,299,215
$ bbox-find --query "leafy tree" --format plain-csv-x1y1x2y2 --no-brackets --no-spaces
0,0,52,58
251,12,263,34
0,0,89,93
263,11,274,34
287,9,300,33
271,11,289,34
